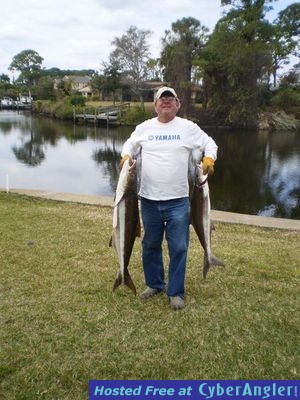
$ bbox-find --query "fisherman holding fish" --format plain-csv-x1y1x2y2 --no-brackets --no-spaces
120,86,218,310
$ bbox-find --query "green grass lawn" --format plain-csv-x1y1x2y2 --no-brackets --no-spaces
0,192,299,399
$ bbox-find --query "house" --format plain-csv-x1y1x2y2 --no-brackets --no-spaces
78,85,93,98
53,75,93,98
143,81,202,103
66,75,93,98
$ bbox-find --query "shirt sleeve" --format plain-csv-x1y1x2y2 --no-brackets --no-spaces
121,126,142,157
189,122,218,160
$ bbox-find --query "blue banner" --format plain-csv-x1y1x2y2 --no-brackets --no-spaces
89,380,298,400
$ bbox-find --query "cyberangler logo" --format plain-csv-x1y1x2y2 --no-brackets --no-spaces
198,382,298,400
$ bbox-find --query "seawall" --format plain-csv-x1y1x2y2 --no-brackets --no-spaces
1,188,300,231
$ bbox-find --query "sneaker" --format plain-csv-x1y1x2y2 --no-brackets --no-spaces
169,296,185,310
139,287,164,300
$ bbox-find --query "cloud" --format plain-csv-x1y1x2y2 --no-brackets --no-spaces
0,0,296,77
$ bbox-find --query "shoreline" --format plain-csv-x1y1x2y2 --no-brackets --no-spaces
2,187,299,231
1,105,299,131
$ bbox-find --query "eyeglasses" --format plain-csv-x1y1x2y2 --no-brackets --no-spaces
158,96,177,102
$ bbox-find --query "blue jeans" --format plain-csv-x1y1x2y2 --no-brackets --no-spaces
140,197,190,299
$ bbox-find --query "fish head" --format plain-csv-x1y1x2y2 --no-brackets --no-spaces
125,159,137,193
189,148,207,184
114,159,136,205
195,162,208,185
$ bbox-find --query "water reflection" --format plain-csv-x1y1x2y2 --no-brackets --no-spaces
12,132,46,166
262,130,299,218
0,110,299,219
210,129,300,219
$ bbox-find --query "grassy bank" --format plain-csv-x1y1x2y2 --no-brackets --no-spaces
32,99,299,129
32,100,154,125
0,192,299,399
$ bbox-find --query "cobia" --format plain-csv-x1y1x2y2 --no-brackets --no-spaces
110,159,141,294
189,158,225,278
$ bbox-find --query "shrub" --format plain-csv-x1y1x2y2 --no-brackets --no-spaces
52,102,74,119
69,94,86,106
33,100,43,112
32,100,54,114
121,105,151,125
270,88,300,110
257,84,273,109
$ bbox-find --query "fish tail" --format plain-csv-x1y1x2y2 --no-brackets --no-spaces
112,270,137,296
112,271,122,291
203,254,225,279
124,271,137,296
203,256,210,279
211,254,225,267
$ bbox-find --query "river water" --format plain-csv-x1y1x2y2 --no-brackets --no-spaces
1,110,299,219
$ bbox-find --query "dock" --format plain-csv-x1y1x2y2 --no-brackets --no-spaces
0,103,32,111
73,102,130,125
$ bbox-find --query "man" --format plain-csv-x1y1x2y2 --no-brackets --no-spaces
120,87,217,310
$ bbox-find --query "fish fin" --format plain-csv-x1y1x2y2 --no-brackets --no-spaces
124,271,137,296
203,256,210,279
112,271,122,291
112,270,137,296
210,254,225,267
189,211,196,226
136,218,141,238
203,254,225,279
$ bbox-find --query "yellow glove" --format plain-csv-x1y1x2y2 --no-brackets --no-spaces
202,156,215,176
119,154,131,168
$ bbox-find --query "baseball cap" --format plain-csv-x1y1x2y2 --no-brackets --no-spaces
154,86,178,101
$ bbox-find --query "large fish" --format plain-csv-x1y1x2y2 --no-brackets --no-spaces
189,157,225,278
109,158,141,295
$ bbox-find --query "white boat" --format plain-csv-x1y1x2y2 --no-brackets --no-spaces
18,95,33,105
97,112,118,121
0,97,14,107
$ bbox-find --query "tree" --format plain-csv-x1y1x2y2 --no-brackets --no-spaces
0,74,10,83
34,76,56,100
0,74,12,98
146,58,164,81
110,26,152,108
91,72,105,99
9,49,44,97
101,63,124,104
276,2,300,37
201,0,275,128
269,3,300,86
279,69,300,87
91,64,125,103
160,17,209,117
42,68,95,78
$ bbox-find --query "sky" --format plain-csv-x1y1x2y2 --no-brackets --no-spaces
0,0,298,79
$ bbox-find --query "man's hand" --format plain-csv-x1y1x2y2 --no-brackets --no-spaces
202,156,215,176
120,154,132,168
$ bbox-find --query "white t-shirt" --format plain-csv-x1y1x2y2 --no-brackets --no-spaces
121,116,218,201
